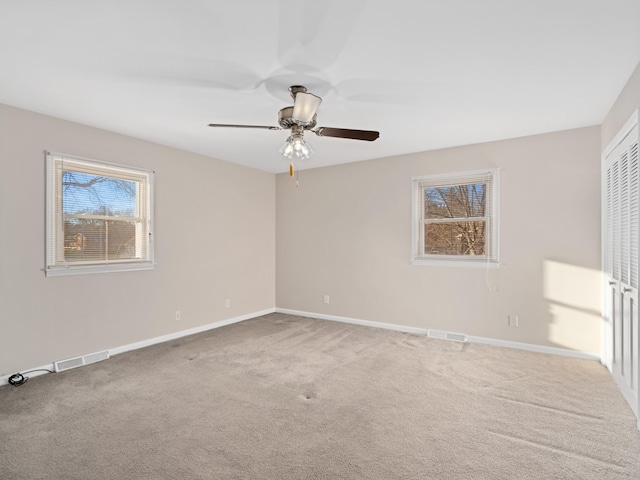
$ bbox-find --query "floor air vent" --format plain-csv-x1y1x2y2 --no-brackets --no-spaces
54,350,110,373
427,330,467,343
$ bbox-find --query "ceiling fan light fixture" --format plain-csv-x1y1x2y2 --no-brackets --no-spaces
292,92,322,125
279,133,314,160
208,85,379,166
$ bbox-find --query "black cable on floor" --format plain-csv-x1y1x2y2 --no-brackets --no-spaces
7,368,54,387
8,373,27,386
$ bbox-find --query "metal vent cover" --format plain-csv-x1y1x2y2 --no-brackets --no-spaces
427,330,468,343
54,350,110,372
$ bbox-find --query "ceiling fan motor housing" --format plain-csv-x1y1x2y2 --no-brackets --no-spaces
278,106,317,129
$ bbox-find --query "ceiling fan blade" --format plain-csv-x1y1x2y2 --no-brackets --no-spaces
208,124,281,131
277,0,367,71
314,127,379,141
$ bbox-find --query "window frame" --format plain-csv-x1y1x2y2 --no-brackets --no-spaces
45,151,155,277
411,169,499,268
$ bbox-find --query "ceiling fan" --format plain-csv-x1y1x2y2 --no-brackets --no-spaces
208,85,379,176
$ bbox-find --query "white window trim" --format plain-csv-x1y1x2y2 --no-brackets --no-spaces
45,151,155,277
411,169,500,268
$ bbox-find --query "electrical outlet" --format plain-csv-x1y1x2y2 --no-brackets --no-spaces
175,310,181,321
508,314,519,327
225,298,231,308
323,295,330,304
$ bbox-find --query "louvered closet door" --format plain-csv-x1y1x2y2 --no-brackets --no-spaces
603,112,639,424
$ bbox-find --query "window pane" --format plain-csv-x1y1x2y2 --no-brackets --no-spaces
63,219,139,262
62,171,137,216
46,152,154,276
424,221,486,256
424,183,486,219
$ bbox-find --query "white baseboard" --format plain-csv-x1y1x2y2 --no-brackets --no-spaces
109,308,276,356
276,308,601,362
276,308,430,335
2,306,600,388
0,308,276,387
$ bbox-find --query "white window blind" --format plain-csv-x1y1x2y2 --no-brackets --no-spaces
45,152,154,276
412,169,499,266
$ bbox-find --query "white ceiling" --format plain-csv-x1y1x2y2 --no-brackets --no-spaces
1,1,640,173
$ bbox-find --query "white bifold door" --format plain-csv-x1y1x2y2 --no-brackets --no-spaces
602,109,640,428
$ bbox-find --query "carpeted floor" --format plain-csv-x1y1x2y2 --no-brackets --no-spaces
1,313,639,479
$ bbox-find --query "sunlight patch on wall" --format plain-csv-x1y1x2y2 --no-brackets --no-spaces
543,260,601,354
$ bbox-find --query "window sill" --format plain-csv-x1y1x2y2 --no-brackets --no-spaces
411,258,500,269
45,262,155,277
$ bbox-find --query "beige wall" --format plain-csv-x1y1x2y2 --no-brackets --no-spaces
7,56,638,375
602,62,640,149
0,104,275,375
276,126,602,354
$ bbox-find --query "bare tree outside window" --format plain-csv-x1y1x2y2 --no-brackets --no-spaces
46,152,154,276
412,170,498,265
62,171,139,262
424,183,486,256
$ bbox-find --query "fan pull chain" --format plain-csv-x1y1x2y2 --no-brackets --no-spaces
289,162,300,187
